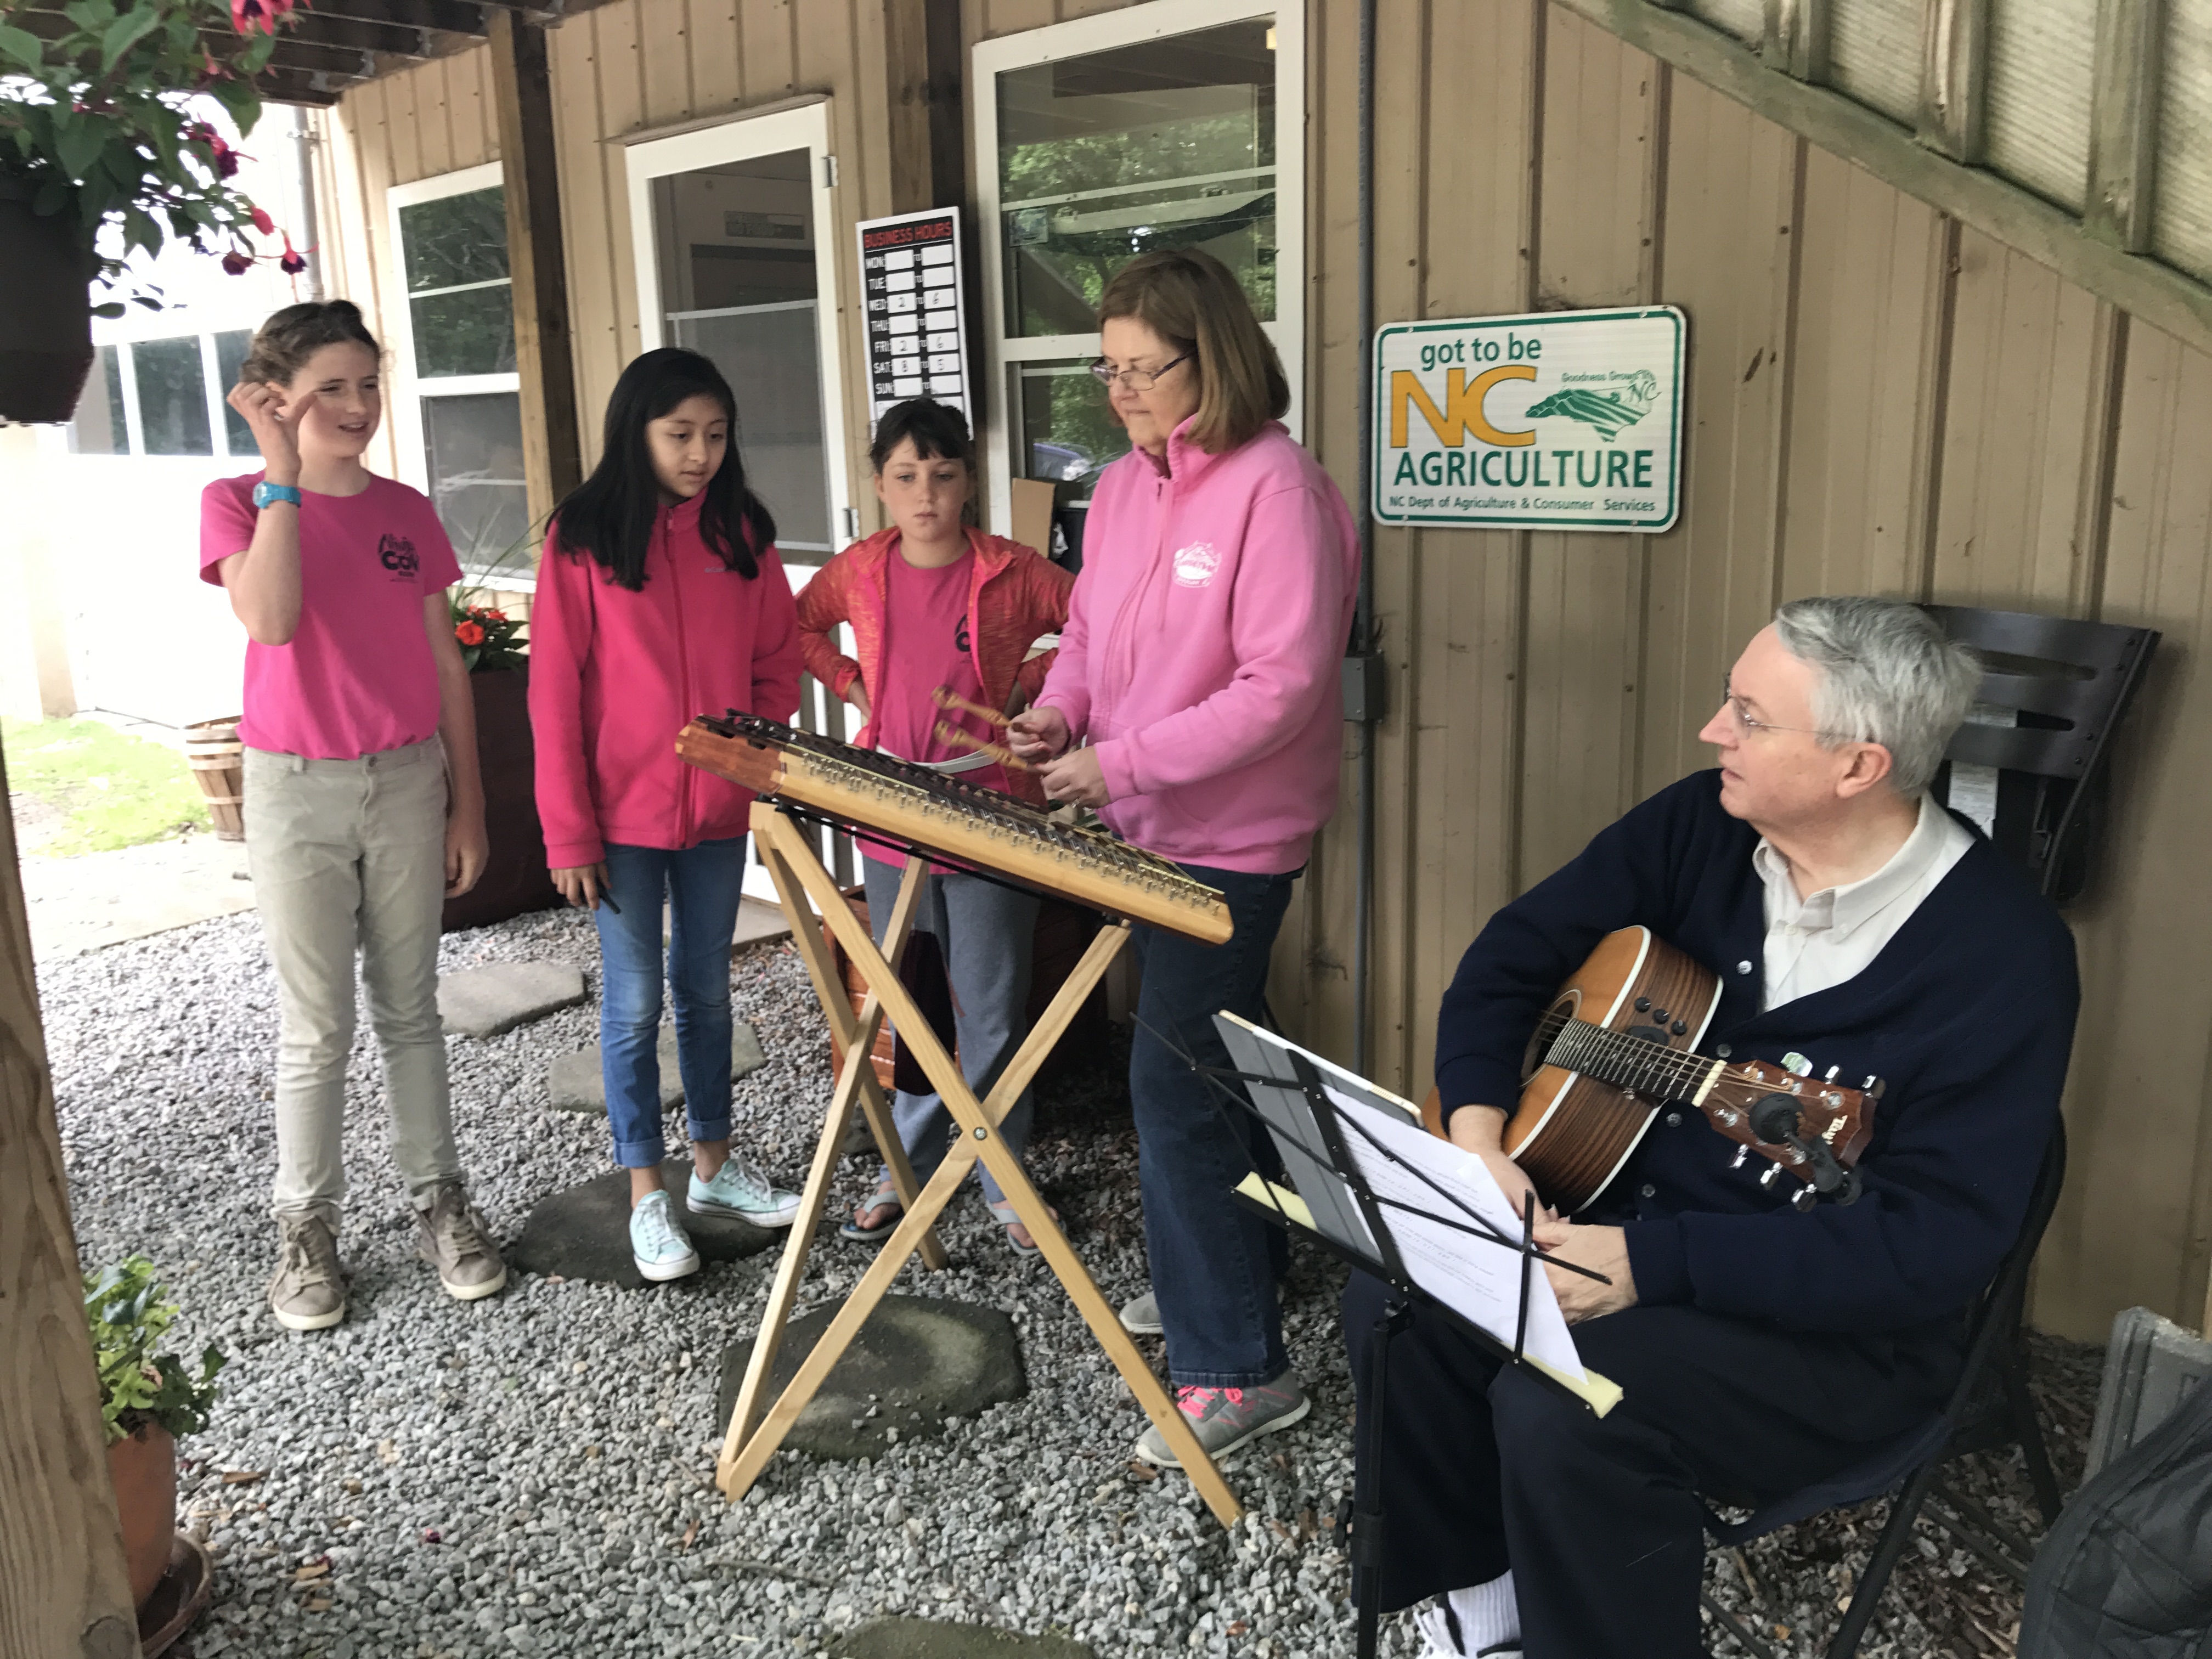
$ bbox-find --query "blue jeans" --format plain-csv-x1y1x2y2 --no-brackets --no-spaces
592,837,747,1168
1131,863,1299,1389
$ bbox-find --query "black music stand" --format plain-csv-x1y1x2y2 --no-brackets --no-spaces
1182,1014,1620,1659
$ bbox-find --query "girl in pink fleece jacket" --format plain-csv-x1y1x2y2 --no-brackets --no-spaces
528,348,805,1285
1010,250,1359,1470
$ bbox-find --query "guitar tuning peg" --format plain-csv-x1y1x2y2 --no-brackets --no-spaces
1759,1164,1784,1189
1864,1076,1877,1090
1730,1146,1750,1170
1825,1065,1841,1081
1791,1185,1819,1213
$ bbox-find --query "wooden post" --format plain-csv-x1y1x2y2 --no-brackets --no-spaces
881,0,965,216
2084,0,2164,252
1763,0,1830,83
0,735,139,1659
489,8,583,529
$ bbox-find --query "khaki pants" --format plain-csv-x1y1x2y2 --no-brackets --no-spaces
245,737,458,1224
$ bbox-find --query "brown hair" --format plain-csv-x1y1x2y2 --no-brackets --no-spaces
238,300,381,387
1096,248,1289,455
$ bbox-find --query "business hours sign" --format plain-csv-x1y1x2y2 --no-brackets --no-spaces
1373,306,1685,533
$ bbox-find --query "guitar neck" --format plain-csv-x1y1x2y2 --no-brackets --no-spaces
1545,1019,1722,1105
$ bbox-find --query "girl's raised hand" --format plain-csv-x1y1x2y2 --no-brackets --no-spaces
225,380,302,484
1006,704,1069,761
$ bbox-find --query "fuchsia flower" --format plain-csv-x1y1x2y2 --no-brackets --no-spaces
230,0,298,35
221,251,251,275
250,205,274,235
279,239,308,276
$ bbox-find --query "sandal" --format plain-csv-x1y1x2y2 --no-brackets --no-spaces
840,1176,904,1242
987,1199,1059,1259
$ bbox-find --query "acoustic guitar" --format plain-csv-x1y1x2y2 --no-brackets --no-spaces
1420,927,1878,1212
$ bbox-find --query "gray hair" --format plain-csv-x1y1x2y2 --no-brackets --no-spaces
1771,597,1982,795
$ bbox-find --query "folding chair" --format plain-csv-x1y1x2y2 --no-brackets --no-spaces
1699,1123,2069,1659
1923,606,2158,905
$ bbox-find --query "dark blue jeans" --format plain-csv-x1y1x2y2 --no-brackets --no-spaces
1132,862,1298,1389
592,837,747,1168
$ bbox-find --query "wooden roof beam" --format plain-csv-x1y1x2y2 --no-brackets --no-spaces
2085,0,2163,252
304,0,490,38
252,64,347,104
1919,0,1991,163
1763,0,1830,83
276,11,437,59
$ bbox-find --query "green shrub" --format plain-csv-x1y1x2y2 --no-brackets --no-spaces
83,1257,224,1445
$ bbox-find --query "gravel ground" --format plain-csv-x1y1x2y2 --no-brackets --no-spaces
45,904,2097,1659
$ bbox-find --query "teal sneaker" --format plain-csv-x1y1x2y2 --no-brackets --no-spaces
689,1156,802,1228
629,1189,700,1282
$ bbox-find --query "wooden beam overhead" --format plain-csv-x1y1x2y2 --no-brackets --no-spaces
251,64,345,105
1560,0,2212,365
1763,0,1829,83
276,10,437,59
2085,0,2164,252
306,0,489,39
488,8,583,526
1918,0,1991,163
882,0,966,215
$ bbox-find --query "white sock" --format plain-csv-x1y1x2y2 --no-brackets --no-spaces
1417,1570,1519,1655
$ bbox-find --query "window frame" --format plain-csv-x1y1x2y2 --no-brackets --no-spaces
385,160,529,583
972,0,1306,535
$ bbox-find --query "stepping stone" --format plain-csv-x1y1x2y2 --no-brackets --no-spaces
507,1160,779,1288
546,1020,768,1113
438,961,585,1038
716,1294,1025,1460
830,1620,1094,1659
734,895,793,951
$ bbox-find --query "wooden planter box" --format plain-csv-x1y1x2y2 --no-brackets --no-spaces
441,667,563,933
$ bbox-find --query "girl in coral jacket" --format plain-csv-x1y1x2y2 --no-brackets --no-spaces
796,398,1074,1254
529,348,806,1283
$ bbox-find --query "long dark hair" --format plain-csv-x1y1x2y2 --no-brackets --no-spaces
554,348,776,590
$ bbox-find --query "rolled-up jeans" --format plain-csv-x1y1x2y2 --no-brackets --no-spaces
245,736,458,1225
592,838,746,1168
1131,862,1299,1389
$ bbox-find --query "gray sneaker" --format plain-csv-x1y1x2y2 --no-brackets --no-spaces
414,1181,507,1301
1135,1370,1310,1467
269,1213,346,1331
1119,1290,1164,1336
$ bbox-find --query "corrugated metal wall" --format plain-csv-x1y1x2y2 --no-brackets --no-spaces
317,0,2212,1340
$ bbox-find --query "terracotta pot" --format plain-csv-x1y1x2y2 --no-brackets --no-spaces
441,665,563,933
106,1423,178,1609
0,178,95,425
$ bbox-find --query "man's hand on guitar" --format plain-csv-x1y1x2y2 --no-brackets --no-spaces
1536,1221,1638,1323
1447,1103,1558,1226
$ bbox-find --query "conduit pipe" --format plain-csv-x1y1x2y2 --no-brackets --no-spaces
1350,0,1378,1076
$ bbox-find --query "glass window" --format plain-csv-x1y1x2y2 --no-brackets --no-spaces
422,391,529,568
1015,358,1131,567
71,345,129,454
134,336,213,455
215,329,254,454
672,302,832,551
399,185,516,378
995,18,1277,337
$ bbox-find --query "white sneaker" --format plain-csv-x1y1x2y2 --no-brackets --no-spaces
1119,1289,1164,1336
689,1156,802,1228
629,1190,701,1282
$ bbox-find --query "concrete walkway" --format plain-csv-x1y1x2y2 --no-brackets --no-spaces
17,832,255,961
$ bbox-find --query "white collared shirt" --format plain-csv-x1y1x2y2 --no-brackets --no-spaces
1753,794,1975,1010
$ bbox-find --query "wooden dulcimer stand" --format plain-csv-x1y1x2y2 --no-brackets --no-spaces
678,714,1244,1528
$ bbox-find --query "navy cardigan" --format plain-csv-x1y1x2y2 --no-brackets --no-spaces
1436,771,2079,1336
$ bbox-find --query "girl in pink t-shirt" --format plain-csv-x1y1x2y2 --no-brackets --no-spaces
200,300,503,1333
794,399,1072,1254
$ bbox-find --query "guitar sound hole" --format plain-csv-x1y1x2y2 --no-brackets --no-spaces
1522,992,1579,1082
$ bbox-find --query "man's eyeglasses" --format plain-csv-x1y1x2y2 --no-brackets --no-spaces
1717,678,1849,741
1088,352,1191,391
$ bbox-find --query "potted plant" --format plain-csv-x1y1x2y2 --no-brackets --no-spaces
84,1257,224,1610
0,0,300,421
441,539,566,932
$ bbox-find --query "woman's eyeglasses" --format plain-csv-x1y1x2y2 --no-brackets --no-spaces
1088,353,1191,391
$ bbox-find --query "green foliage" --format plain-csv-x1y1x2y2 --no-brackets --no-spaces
449,518,541,673
83,1257,224,1446
0,0,284,299
0,715,210,855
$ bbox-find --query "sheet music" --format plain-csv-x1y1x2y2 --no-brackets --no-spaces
1323,1089,1588,1384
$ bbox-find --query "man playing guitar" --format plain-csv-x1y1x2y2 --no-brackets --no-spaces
1349,597,2080,1658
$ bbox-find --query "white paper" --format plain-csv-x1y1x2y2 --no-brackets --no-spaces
1322,1084,1588,1384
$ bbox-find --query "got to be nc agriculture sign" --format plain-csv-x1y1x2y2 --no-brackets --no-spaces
1373,306,1685,533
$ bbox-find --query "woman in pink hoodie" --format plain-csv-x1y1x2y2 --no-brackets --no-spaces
529,348,805,1284
1009,250,1359,1469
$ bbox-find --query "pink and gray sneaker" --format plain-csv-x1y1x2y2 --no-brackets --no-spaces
1134,1370,1311,1467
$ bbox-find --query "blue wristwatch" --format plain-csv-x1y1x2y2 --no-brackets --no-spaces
253,481,303,511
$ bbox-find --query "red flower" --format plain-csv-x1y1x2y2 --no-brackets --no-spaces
221,251,251,275
230,0,296,35
455,622,486,646
250,205,274,235
487,610,507,622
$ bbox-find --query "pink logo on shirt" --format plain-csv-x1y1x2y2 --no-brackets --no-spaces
1172,541,1221,586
